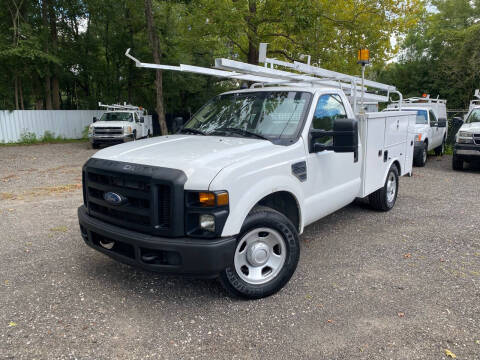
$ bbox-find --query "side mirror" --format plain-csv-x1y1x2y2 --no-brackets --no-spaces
140,117,144,123
310,118,358,154
437,119,447,128
452,117,464,126
93,117,97,123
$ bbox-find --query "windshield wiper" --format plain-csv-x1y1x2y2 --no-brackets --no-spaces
213,127,270,141
179,128,206,136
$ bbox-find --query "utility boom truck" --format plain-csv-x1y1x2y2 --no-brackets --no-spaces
386,96,448,167
88,102,153,149
78,45,416,299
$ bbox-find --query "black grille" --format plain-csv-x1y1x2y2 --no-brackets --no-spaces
94,127,123,136
474,134,480,145
83,159,185,236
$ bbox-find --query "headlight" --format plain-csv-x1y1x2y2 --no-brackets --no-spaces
185,191,229,238
415,134,422,142
199,214,215,232
457,131,473,144
458,131,472,138
124,126,132,134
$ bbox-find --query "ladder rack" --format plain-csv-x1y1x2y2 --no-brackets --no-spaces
125,44,399,110
98,102,147,114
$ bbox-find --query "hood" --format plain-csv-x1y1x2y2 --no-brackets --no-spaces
92,121,130,128
92,135,275,189
414,123,428,133
460,122,480,133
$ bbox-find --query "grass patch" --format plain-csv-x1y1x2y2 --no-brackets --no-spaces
0,129,89,146
49,226,68,233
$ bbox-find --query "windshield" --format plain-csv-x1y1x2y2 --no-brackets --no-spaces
466,109,480,123
99,112,133,122
183,91,312,140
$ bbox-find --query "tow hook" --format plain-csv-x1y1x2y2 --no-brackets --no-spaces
99,240,115,250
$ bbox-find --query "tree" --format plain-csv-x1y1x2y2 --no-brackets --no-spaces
144,0,168,135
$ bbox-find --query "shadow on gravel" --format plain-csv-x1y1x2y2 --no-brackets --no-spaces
78,251,231,301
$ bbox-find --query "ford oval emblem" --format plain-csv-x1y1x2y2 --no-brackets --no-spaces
103,192,126,206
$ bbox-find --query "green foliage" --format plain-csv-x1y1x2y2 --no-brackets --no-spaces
0,0,425,116
379,0,480,109
82,126,90,140
41,131,57,142
19,131,37,144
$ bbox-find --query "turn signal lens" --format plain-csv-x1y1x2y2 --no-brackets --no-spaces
199,192,216,206
216,192,229,206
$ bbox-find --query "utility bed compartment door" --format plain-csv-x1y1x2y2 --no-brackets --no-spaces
359,111,416,198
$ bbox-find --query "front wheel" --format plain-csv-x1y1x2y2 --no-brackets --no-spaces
219,206,300,299
414,143,428,167
452,154,463,170
369,165,399,212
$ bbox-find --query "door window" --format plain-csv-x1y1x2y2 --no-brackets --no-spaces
311,94,347,145
429,111,438,127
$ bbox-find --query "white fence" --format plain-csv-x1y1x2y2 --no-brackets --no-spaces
0,110,105,143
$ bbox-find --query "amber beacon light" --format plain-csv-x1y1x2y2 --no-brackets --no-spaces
357,49,370,65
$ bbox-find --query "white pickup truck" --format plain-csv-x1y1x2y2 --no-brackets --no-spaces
88,103,153,149
452,90,480,170
78,50,415,299
386,96,448,166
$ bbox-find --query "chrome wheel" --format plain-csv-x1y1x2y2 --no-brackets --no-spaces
386,172,397,203
234,227,287,285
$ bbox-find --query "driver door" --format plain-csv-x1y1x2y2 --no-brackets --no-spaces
303,94,361,225
428,110,440,148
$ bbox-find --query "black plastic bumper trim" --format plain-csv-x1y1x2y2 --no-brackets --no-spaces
78,206,236,277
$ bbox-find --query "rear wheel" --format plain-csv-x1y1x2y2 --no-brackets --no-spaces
369,165,399,212
452,154,463,170
219,206,300,299
414,142,428,167
435,139,445,156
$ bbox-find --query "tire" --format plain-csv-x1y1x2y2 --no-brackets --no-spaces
452,154,463,171
133,130,137,141
91,142,99,149
414,142,428,167
147,130,151,138
369,165,399,212
219,206,300,300
434,139,445,156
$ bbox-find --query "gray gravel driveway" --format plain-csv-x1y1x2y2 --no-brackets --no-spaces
1,143,479,359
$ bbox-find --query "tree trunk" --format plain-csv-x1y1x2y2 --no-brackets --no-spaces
247,0,259,65
52,77,60,109
48,0,60,109
19,77,24,110
41,0,52,109
14,76,19,110
45,76,53,110
144,0,168,135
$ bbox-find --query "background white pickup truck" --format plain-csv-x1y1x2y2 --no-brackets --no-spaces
386,97,448,166
452,90,480,170
78,51,416,299
88,103,153,149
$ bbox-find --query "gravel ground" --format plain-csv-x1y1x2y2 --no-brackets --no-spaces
0,142,479,360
